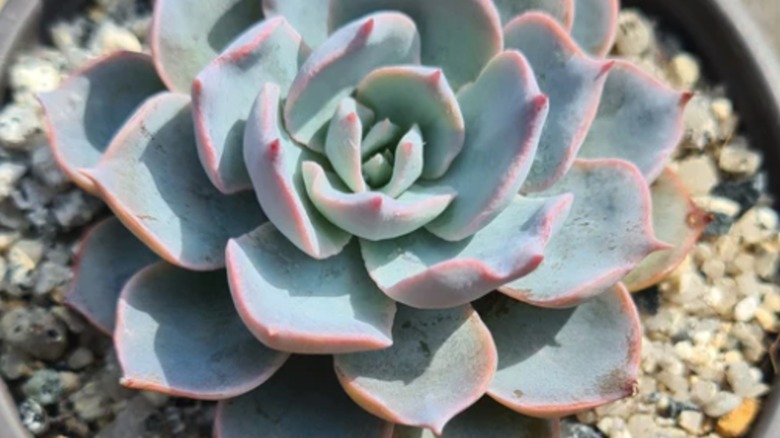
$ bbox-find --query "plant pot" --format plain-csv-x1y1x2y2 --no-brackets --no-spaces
1,0,780,436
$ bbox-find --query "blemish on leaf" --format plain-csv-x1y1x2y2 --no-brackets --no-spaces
513,389,524,399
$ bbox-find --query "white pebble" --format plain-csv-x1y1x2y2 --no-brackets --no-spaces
704,392,742,417
734,296,759,322
719,145,762,175
678,410,704,434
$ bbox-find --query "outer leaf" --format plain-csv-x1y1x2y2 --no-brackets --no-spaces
624,168,713,292
66,218,159,335
329,0,502,89
578,61,691,183
361,195,573,309
193,17,309,194
86,93,264,271
151,0,262,92
284,13,420,148
302,161,456,241
426,51,549,241
38,52,164,194
244,83,351,259
356,66,464,179
392,397,559,438
226,223,396,354
215,356,392,438
571,0,619,56
501,159,666,307
492,0,573,27
325,98,367,193
335,305,497,435
379,126,424,198
262,0,329,48
482,284,641,417
115,263,288,400
505,13,613,193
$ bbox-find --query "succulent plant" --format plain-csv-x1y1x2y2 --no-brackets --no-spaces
39,0,710,435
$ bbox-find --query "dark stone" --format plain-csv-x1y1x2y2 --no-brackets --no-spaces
702,212,734,237
666,399,700,418
711,176,764,214
632,287,661,315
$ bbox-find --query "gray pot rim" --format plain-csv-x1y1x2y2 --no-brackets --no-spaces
1,0,780,436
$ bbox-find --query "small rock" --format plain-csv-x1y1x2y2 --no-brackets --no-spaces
719,144,762,175
8,53,63,102
0,346,31,379
754,307,778,332
704,391,742,417
0,162,27,200
716,398,759,437
711,178,762,215
726,361,754,397
30,146,70,190
676,155,719,195
0,230,20,251
33,260,72,295
627,414,656,438
683,97,719,149
691,380,718,406
733,296,759,322
70,381,112,421
5,239,45,293
0,307,68,361
711,98,733,121
67,347,95,370
22,369,65,405
19,399,49,435
91,20,143,54
668,53,700,89
678,410,703,434
0,104,42,149
695,195,741,218
52,190,104,229
615,10,654,56
703,212,734,237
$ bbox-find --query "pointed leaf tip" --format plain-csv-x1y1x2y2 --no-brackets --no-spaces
624,168,712,292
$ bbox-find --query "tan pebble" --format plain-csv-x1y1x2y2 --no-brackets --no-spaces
718,145,762,175
754,307,778,332
734,297,759,322
676,155,719,195
711,98,733,120
657,427,687,438
716,398,759,437
627,414,656,438
701,259,726,281
755,251,779,279
669,53,701,89
678,410,704,434
615,10,654,56
694,195,741,218
692,380,719,406
723,350,744,364
762,289,780,312
577,410,598,425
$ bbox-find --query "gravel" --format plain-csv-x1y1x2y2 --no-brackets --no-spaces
1,1,779,437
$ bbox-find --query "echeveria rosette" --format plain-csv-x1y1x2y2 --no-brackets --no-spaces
38,0,697,435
